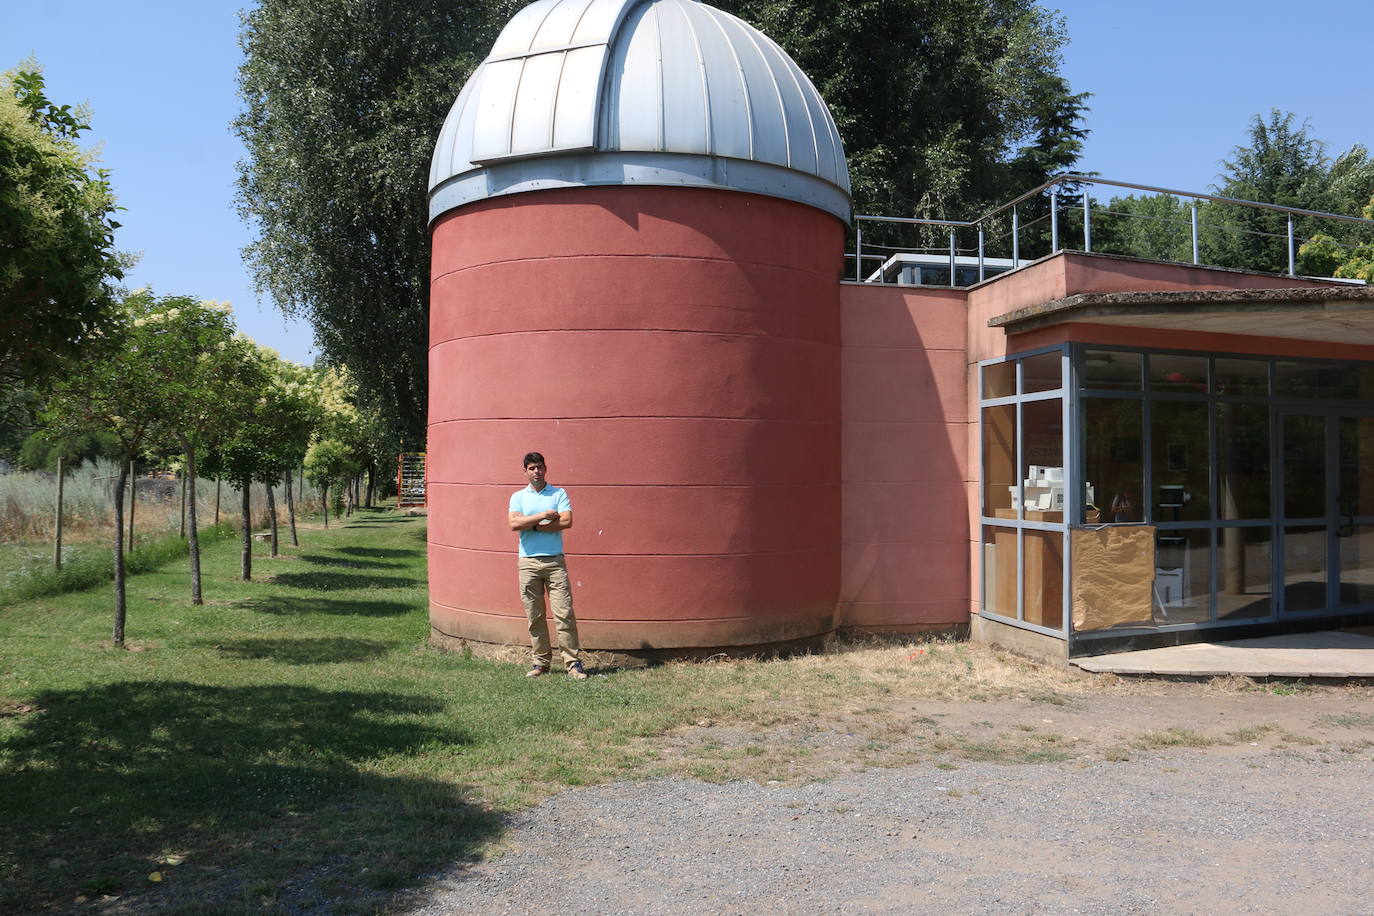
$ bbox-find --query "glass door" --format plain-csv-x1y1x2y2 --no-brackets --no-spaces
1337,416,1374,608
1278,411,1374,616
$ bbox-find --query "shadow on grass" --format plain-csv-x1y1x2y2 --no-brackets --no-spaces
299,553,405,570
206,637,393,665
334,546,421,560
0,681,500,913
270,570,416,591
238,596,413,617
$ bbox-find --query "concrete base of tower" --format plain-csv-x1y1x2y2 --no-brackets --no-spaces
429,624,836,669
429,600,835,654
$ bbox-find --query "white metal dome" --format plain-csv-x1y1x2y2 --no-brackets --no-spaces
428,0,852,223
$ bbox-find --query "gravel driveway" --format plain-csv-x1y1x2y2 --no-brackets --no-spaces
403,751,1374,915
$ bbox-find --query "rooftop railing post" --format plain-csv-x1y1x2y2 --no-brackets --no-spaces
854,222,863,281
978,225,986,283
948,229,957,288
1287,214,1296,276
1012,208,1020,268
1191,200,1200,265
1050,187,1059,253
1082,190,1092,253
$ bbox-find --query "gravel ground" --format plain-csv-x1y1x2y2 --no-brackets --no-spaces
403,751,1374,915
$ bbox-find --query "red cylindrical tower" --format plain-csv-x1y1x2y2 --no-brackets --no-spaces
426,0,852,656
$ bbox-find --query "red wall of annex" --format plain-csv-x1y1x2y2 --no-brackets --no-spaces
428,186,845,651
838,282,971,631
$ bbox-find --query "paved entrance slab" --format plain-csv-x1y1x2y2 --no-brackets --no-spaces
1071,629,1374,678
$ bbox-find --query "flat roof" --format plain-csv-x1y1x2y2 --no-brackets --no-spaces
990,286,1374,346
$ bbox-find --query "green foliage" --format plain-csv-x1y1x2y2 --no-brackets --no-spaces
304,437,356,494
235,0,511,444
0,65,125,385
235,0,1086,438
720,0,1089,220
1093,193,1194,263
1299,194,1374,282
16,428,120,472
200,347,310,489
1203,111,1374,273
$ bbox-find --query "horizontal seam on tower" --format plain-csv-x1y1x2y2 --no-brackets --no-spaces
431,252,840,283
428,543,835,558
430,602,824,624
427,416,838,425
429,328,837,347
427,481,840,488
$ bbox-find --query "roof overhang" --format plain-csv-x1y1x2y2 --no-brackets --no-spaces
989,286,1374,346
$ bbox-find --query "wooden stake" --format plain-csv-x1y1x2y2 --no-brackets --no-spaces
127,460,136,550
54,456,64,569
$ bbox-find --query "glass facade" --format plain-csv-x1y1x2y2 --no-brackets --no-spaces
980,344,1374,645
979,348,1067,635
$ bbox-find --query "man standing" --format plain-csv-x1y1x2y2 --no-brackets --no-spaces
508,451,587,679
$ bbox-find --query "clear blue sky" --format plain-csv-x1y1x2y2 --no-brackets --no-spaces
3,0,1369,363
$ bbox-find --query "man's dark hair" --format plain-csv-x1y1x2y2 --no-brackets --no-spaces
523,452,546,468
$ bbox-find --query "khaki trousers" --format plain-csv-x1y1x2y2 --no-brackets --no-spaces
518,555,581,668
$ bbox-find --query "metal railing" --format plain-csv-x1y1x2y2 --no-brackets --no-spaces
849,173,1374,286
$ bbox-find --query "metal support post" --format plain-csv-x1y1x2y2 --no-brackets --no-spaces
1083,192,1092,253
1287,214,1296,276
948,230,957,287
1191,201,1200,264
1050,188,1059,252
1012,208,1020,268
978,226,986,283
854,223,863,281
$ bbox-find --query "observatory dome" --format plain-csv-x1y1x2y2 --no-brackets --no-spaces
428,0,852,223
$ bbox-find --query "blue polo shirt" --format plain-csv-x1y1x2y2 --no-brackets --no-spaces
509,484,572,557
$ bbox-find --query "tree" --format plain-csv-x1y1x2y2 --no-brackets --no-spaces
144,299,263,604
200,347,311,581
1202,111,1374,273
39,293,170,646
1300,194,1374,283
1093,194,1193,264
235,0,512,446
304,437,356,529
0,65,125,386
719,0,1089,221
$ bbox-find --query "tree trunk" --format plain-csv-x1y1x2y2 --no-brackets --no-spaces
54,455,64,569
185,445,203,605
267,480,279,557
344,475,354,518
127,460,136,551
322,483,329,529
180,472,187,538
284,467,299,546
112,459,129,647
365,463,374,508
214,477,221,526
240,483,252,582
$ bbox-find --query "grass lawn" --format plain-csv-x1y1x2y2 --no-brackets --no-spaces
7,508,1351,913
0,508,868,912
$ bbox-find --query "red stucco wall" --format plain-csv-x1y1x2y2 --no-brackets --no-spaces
428,186,845,650
838,282,970,630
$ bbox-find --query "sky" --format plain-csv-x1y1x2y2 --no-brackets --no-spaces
3,0,1370,364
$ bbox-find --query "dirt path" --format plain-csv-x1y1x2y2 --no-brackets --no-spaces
402,685,1374,915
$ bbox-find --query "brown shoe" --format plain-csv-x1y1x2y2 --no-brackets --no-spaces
567,661,588,680
525,665,549,678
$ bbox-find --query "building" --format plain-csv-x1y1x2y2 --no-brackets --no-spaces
427,0,1374,662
